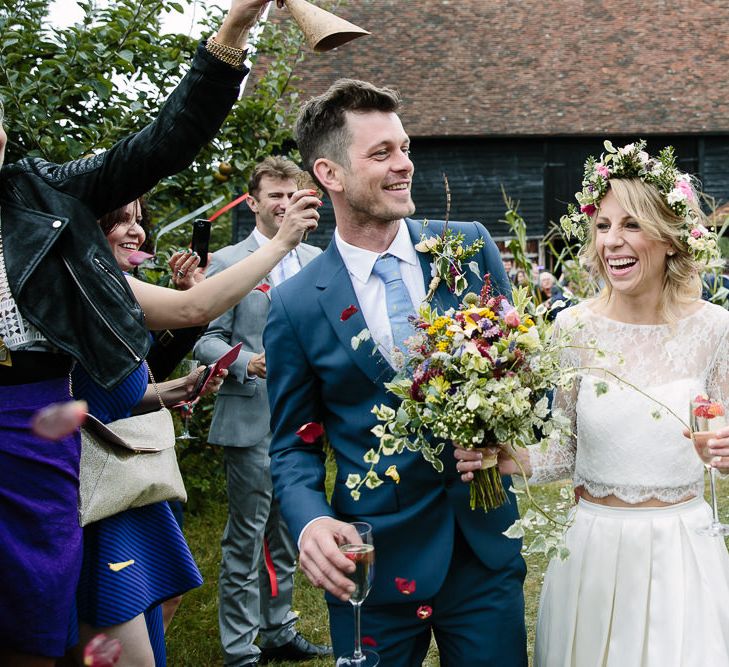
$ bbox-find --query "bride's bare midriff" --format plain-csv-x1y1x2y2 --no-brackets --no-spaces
580,490,696,508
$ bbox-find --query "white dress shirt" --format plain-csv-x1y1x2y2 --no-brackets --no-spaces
334,219,426,364
252,227,301,286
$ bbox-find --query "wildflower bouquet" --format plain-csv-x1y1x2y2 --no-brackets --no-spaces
359,278,574,511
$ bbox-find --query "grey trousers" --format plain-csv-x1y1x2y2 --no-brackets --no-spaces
219,442,298,666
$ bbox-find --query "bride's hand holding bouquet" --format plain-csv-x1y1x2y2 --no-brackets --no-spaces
453,443,532,482
348,275,575,512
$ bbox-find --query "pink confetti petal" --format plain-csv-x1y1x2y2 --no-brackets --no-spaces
127,250,154,266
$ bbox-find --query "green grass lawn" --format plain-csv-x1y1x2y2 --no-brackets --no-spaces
167,478,729,666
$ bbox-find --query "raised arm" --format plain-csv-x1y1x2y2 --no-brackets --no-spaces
128,189,319,330
13,0,279,217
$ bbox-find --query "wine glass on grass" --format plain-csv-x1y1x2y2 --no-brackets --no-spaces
175,359,199,441
690,394,729,536
336,521,378,667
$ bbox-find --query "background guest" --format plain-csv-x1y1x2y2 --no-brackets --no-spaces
195,156,330,666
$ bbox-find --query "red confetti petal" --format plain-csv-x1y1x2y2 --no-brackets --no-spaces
395,577,416,595
340,304,359,321
296,422,325,444
362,636,378,648
416,605,433,620
255,283,271,294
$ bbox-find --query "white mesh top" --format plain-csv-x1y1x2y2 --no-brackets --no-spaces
529,300,729,504
0,217,48,351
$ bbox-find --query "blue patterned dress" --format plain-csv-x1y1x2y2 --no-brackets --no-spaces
72,361,202,666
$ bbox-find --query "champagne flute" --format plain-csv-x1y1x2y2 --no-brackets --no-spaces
175,359,199,441
689,395,729,536
336,522,378,667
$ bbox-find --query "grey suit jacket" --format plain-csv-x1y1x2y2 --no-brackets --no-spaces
194,232,322,447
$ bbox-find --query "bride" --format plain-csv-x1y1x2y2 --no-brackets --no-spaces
457,141,729,666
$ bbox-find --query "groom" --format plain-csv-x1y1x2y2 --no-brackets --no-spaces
264,79,527,666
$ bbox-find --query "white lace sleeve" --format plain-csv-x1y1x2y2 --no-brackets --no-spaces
528,315,578,485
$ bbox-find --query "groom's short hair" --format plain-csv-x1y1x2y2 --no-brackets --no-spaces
294,79,401,187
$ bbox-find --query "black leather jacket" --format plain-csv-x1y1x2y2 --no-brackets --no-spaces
0,43,246,390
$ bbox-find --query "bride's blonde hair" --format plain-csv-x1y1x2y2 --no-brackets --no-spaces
580,178,702,322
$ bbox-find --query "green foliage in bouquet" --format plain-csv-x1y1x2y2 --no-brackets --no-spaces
356,278,575,512
414,228,484,302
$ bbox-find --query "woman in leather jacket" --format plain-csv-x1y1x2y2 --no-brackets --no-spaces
0,2,300,664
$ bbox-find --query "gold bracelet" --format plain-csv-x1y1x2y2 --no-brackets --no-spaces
205,36,247,70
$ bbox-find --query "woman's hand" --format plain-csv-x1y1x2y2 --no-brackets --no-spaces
453,443,532,482
226,0,284,33
273,189,320,250
708,425,729,469
169,250,207,290
183,366,228,401
684,425,729,469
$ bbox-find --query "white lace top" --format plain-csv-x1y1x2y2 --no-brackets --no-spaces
529,300,729,504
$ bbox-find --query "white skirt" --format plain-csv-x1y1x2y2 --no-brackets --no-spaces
534,497,729,667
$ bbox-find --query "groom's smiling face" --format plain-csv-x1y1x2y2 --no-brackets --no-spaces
338,110,415,225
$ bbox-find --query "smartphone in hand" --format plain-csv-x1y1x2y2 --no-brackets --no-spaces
191,218,211,268
190,343,243,401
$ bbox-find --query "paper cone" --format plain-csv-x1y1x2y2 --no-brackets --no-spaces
285,0,370,52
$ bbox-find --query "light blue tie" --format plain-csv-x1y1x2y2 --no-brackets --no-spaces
371,254,416,353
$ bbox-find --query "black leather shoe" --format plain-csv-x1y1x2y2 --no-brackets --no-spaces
259,633,333,663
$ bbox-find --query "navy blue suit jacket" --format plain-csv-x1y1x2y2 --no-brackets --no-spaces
265,218,523,606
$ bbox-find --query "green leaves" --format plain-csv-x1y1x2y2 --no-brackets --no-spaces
594,381,609,397
1,0,305,252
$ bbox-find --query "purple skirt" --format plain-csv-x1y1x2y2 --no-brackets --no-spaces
0,378,82,657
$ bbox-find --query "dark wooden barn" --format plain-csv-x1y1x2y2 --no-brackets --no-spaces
235,0,729,261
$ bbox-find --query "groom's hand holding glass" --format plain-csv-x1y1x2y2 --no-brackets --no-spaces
298,517,362,601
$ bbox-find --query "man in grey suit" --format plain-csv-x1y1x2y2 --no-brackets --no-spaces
194,156,329,666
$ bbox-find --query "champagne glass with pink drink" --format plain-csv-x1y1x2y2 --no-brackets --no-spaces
690,394,729,536
336,521,378,666
175,359,199,440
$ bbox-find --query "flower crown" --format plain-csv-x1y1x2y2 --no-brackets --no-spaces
560,140,721,267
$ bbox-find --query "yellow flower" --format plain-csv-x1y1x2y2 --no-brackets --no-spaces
429,375,451,392
436,341,450,352
518,325,529,333
427,316,453,336
462,307,495,335
445,329,455,337
385,465,400,484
